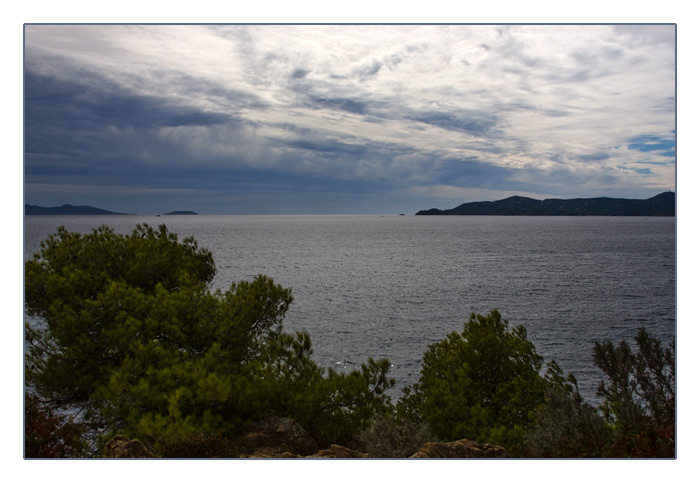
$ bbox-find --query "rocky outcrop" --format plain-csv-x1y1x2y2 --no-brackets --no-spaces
103,419,506,459
239,417,319,457
247,450,303,458
410,439,508,458
104,435,156,458
309,444,367,458
246,443,366,459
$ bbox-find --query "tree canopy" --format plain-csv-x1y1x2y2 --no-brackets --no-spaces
398,310,547,454
25,224,394,452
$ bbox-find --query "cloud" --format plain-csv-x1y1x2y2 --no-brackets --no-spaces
410,109,501,136
305,96,370,115
354,59,383,80
24,24,676,213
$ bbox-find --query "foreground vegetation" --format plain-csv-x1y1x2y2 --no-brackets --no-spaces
24,225,675,458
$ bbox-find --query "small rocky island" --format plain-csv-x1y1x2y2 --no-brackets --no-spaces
162,211,198,215
416,192,675,216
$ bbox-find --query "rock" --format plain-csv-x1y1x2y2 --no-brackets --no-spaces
248,450,303,458
409,439,508,458
239,417,319,457
309,444,367,458
104,435,156,458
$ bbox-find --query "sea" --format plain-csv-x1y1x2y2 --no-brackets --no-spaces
23,214,676,404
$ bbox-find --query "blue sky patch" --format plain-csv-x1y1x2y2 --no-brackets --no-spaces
627,134,676,157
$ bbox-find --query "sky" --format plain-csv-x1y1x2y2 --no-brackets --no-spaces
23,24,676,214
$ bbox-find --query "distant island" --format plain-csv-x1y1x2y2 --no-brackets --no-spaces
415,192,675,216
25,204,132,215
163,211,198,215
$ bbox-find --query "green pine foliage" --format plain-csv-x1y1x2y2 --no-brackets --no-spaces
25,224,393,454
398,310,548,455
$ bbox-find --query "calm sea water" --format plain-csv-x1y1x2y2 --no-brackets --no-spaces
24,215,676,403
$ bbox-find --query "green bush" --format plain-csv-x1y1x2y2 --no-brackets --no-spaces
358,412,435,458
593,327,675,457
524,361,610,457
25,224,393,454
525,329,675,458
158,432,245,458
399,310,547,455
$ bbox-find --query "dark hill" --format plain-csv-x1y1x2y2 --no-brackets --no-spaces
163,211,198,215
25,204,132,215
416,192,675,216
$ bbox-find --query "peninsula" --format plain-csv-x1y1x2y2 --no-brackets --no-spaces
163,211,198,215
416,192,675,216
25,204,132,215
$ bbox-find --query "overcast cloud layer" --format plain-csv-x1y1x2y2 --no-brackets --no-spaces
24,24,676,214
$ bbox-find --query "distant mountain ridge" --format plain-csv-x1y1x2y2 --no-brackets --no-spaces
416,192,675,216
25,204,132,215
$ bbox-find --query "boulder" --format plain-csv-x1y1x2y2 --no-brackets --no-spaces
247,450,303,458
410,439,508,458
309,444,367,458
104,435,156,458
239,417,319,457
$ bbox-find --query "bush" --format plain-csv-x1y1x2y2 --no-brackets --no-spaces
399,310,547,455
593,327,675,457
158,432,245,458
524,361,610,457
525,329,675,458
25,393,89,458
25,224,394,454
243,331,395,448
358,412,435,458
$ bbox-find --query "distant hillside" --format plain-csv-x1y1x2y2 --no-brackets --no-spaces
25,204,132,215
416,192,675,216
163,211,198,215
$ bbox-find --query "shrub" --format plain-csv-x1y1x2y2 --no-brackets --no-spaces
25,224,394,453
158,432,244,458
524,361,610,457
25,393,89,458
525,328,675,458
593,327,675,457
399,310,547,455
358,412,435,458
